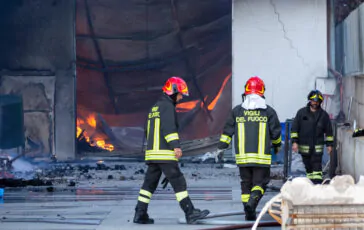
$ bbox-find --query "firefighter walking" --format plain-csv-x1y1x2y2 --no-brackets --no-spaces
290,90,333,184
133,76,210,225
217,76,282,221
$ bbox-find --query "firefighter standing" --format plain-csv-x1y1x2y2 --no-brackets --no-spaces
217,76,282,221
133,76,210,225
290,90,333,184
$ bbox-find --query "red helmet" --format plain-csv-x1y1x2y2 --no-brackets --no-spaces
162,76,189,96
244,76,265,96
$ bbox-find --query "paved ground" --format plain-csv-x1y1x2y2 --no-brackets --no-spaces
0,162,283,230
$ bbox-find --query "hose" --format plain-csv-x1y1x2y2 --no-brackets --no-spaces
198,221,280,230
252,193,282,230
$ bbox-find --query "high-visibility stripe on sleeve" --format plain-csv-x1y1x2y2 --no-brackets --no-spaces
165,132,179,143
326,136,334,141
220,134,232,144
147,120,150,139
291,132,298,138
272,136,281,145
175,191,189,202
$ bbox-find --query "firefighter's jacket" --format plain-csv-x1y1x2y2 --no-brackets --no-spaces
218,105,282,167
290,105,333,154
145,94,180,163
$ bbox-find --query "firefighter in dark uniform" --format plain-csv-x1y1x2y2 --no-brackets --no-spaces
290,90,333,184
217,76,282,221
133,76,210,225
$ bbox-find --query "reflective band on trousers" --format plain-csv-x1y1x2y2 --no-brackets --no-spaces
176,191,189,202
140,189,152,198
307,171,322,180
326,136,334,141
138,196,150,204
220,134,232,144
251,186,264,195
241,194,250,203
165,132,179,143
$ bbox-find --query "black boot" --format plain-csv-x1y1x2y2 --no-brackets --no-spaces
245,190,262,221
180,197,210,224
243,202,256,221
133,202,154,224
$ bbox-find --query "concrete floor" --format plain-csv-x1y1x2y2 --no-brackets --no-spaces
0,163,282,230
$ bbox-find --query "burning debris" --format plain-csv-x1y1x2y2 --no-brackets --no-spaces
77,113,115,152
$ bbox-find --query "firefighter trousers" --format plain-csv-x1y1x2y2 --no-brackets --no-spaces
301,153,323,184
135,162,189,211
239,166,270,205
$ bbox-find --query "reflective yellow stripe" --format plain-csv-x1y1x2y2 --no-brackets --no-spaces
299,145,310,153
241,194,250,203
153,118,160,150
236,156,271,165
258,122,266,156
146,150,177,161
306,173,313,179
326,136,334,141
147,120,150,139
238,123,245,155
272,136,281,145
291,132,298,138
251,186,264,195
312,171,323,179
138,196,150,204
220,134,232,144
310,94,323,101
140,189,152,198
315,145,324,152
165,132,179,143
176,191,188,202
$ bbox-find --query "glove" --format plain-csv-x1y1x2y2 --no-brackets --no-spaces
161,177,169,189
274,146,281,154
215,149,225,163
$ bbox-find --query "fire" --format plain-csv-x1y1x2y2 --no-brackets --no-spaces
207,73,231,110
176,74,231,112
76,115,114,151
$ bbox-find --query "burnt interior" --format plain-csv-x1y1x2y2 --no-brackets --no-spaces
75,0,233,156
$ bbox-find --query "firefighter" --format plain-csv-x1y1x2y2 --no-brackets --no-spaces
133,76,210,225
217,76,282,221
291,90,333,184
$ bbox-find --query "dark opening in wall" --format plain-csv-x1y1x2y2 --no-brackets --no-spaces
75,0,233,157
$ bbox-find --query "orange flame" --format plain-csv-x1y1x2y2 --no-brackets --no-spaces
175,74,231,113
77,115,114,151
207,73,231,110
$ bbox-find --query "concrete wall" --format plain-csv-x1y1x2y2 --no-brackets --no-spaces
0,0,76,160
232,0,328,121
335,4,364,182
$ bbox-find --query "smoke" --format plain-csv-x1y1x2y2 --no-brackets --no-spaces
11,158,35,172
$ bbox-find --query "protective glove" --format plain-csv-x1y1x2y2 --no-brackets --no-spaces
161,177,169,189
215,149,225,163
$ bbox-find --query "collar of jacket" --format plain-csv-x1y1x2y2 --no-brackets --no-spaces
161,93,177,106
306,103,322,112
